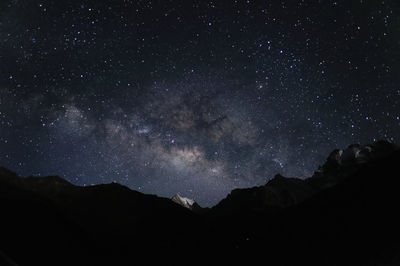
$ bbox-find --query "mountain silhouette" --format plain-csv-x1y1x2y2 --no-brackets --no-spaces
212,140,398,214
1,140,399,265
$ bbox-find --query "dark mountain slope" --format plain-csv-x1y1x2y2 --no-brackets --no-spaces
1,141,400,265
204,150,400,265
0,167,199,265
212,140,398,215
212,175,315,214
0,169,93,265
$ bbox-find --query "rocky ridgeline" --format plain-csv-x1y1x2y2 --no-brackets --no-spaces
212,140,399,213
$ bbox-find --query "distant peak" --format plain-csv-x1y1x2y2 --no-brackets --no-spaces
171,193,202,212
172,193,194,205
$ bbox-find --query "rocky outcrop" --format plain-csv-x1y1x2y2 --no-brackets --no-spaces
212,140,398,214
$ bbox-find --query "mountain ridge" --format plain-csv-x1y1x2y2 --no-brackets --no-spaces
1,140,399,265
1,140,397,211
211,140,398,214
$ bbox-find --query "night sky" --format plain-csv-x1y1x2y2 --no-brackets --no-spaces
1,0,400,206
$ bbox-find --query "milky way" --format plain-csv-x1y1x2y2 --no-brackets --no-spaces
1,0,400,206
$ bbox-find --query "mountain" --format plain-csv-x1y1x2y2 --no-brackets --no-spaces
0,167,197,265
1,140,400,265
171,193,203,212
212,140,399,214
209,145,400,266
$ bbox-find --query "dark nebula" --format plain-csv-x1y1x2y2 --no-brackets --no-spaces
1,0,399,206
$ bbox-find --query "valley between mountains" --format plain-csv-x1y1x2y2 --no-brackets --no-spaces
1,140,400,265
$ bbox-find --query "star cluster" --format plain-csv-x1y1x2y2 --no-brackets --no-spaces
1,0,400,206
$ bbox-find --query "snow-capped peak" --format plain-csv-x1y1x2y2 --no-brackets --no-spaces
171,193,196,209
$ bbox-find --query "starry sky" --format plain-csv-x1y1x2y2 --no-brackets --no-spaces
1,0,400,206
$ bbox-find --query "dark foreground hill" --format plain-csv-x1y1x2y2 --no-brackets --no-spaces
1,141,400,265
